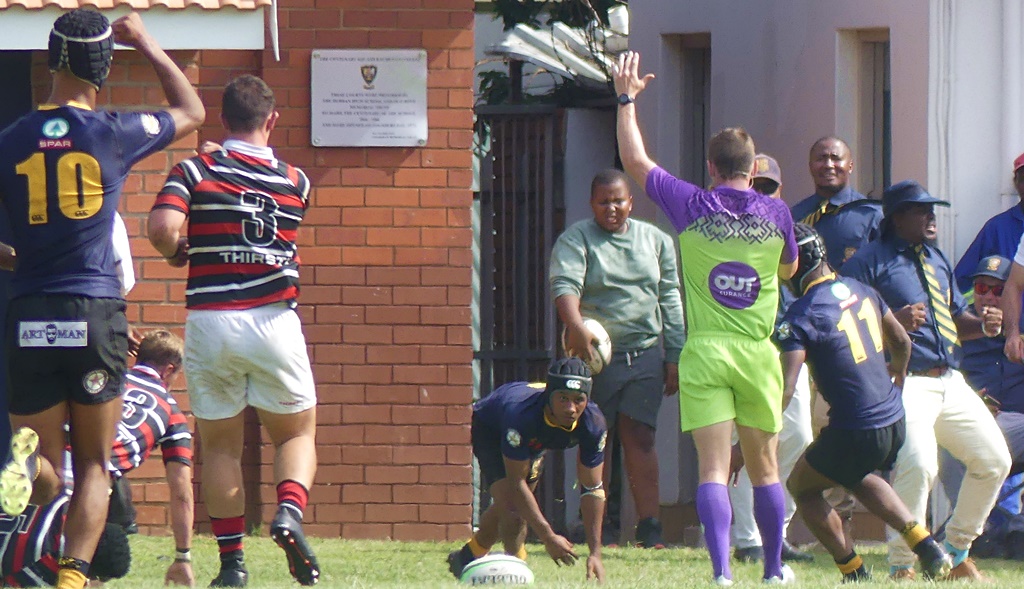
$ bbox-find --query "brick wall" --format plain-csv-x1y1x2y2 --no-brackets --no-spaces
32,2,476,542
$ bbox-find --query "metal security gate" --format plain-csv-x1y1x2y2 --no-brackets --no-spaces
473,104,566,530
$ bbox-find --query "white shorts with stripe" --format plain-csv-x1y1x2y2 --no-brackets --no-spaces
185,303,316,420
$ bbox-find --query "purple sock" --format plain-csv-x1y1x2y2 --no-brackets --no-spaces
754,483,786,579
696,482,732,579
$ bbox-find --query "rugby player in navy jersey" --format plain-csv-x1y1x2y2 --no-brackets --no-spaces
448,358,608,583
777,224,952,582
0,10,203,589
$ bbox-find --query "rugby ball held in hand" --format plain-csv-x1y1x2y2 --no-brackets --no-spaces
459,554,534,585
562,317,612,375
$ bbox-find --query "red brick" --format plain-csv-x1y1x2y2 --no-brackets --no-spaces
366,345,421,365
316,227,366,246
365,466,419,484
316,464,365,484
420,148,472,169
315,344,366,365
364,424,420,444
448,365,474,385
394,168,448,188
393,445,446,465
315,503,364,524
394,325,447,344
343,10,397,28
447,286,472,305
394,365,447,385
393,405,446,425
394,484,447,504
365,187,419,207
422,227,472,247
316,266,366,286
447,483,474,505
420,188,472,208
342,286,392,305
342,207,394,226
342,247,394,266
342,445,393,465
447,445,473,466
420,268,471,286
315,305,365,324
315,186,365,207
393,286,446,305
446,326,473,345
416,384,471,404
419,346,471,364
422,306,471,325
419,464,472,484
366,267,420,286
342,484,392,504
419,504,470,524
394,247,448,266
366,307,417,325
343,364,393,384
447,405,472,425
366,227,421,247
342,168,395,186
366,503,419,523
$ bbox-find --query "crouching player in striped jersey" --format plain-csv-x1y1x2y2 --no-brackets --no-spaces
107,329,194,586
148,74,319,587
778,224,952,582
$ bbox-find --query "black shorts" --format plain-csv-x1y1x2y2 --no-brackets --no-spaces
6,295,127,415
805,417,906,489
471,414,544,489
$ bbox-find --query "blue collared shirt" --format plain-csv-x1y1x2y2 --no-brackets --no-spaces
961,334,1024,414
842,236,969,372
953,205,1024,293
791,187,883,271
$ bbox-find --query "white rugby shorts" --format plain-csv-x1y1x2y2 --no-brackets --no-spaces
185,303,316,420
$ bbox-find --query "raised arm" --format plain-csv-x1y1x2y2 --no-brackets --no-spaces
613,51,658,188
112,14,204,140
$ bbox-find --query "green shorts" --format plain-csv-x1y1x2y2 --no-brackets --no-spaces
677,334,783,433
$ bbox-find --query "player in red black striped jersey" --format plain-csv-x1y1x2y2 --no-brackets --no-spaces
0,495,130,587
149,75,318,588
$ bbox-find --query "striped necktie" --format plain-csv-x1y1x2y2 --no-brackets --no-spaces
800,200,836,226
913,244,960,354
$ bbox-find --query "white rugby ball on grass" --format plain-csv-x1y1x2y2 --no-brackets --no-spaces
561,317,612,375
459,554,534,585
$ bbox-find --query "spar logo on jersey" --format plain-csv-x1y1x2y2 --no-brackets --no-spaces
708,262,761,309
39,117,72,149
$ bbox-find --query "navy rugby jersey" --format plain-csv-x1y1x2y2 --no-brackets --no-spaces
473,382,607,467
790,188,882,270
0,495,67,587
0,103,174,298
776,276,904,430
153,139,309,310
111,365,192,476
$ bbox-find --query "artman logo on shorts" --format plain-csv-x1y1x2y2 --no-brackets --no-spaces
18,321,88,348
708,261,761,309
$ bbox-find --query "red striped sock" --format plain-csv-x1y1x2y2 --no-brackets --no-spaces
210,516,245,558
277,480,309,515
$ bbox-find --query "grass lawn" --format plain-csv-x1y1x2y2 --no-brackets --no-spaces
106,534,1024,588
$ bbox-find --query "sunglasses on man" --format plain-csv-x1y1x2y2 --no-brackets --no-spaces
974,282,1004,297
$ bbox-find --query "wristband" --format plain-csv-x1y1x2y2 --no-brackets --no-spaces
174,548,191,563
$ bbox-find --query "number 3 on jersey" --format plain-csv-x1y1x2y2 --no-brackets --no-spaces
836,298,884,364
15,152,103,225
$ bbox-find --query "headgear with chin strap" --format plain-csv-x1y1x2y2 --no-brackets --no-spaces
48,9,114,91
545,357,592,400
791,222,828,294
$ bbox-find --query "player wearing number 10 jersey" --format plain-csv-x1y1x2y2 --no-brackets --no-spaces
0,10,203,589
149,74,319,587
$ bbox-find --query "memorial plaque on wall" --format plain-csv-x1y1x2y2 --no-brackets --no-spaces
310,49,428,147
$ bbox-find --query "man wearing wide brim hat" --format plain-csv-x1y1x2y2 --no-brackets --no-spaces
843,180,1011,581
